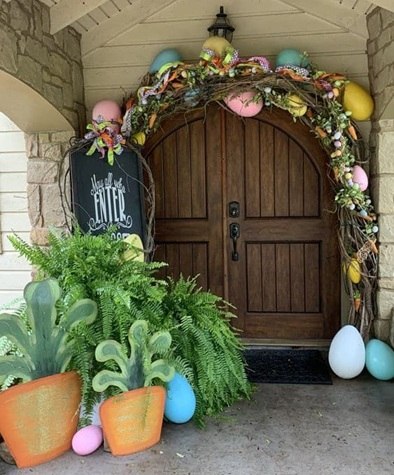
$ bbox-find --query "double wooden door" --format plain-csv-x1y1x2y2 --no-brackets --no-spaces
145,105,340,341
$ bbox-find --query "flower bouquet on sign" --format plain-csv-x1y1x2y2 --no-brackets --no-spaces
92,319,175,456
0,278,97,468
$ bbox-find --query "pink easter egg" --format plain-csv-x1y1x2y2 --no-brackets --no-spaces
92,100,121,133
72,425,103,456
224,91,263,118
352,165,368,191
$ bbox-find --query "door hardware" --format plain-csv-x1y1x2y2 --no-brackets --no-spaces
229,201,240,218
229,223,240,261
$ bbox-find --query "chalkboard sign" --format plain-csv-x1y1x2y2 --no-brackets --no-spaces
70,148,146,242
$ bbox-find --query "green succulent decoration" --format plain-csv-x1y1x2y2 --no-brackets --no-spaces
0,278,97,382
92,320,175,393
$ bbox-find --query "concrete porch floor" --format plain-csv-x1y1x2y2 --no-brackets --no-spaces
1,373,393,475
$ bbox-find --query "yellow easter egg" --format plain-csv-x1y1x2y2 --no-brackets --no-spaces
123,234,144,262
287,94,307,117
343,82,374,121
132,131,146,146
347,258,361,284
202,36,232,57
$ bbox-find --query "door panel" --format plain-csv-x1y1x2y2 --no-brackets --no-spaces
145,105,340,341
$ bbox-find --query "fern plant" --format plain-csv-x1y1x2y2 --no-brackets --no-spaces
0,278,97,382
92,320,175,393
156,276,253,426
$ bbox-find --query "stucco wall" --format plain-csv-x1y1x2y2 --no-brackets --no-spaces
367,7,394,343
0,0,85,132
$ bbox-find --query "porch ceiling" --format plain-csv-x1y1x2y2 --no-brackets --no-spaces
38,0,393,37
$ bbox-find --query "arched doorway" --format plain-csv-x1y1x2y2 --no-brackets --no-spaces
145,105,340,342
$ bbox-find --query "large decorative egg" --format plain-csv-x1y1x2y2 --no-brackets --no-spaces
165,372,196,424
149,48,182,74
72,425,103,456
202,36,232,57
92,100,122,134
224,91,263,117
92,100,121,123
365,339,394,381
342,82,374,121
347,258,362,284
352,165,368,192
328,325,365,379
287,94,307,117
276,48,309,68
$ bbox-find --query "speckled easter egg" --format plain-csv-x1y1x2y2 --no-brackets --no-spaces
224,91,263,117
352,165,368,192
343,82,374,121
149,48,182,74
276,48,309,68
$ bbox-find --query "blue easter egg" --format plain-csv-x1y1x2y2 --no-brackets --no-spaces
149,48,182,74
365,339,394,381
276,48,309,68
165,373,196,424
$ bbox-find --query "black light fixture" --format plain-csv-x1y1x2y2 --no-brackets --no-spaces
207,6,235,42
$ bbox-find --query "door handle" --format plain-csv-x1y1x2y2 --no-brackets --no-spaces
229,223,240,261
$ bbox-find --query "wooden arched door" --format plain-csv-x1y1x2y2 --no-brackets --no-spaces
144,105,340,341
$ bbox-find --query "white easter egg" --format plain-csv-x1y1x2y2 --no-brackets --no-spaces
328,325,365,379
72,425,103,456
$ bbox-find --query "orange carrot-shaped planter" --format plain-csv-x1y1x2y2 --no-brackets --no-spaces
0,372,81,468
100,386,166,455
0,278,97,468
93,320,175,456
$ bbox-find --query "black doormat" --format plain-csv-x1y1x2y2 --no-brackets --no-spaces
244,349,332,385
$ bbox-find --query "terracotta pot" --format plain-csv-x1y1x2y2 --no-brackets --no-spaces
100,386,166,456
0,372,81,468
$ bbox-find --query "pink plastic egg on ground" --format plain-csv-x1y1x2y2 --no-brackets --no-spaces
224,91,263,117
72,425,103,456
92,100,122,133
352,165,368,191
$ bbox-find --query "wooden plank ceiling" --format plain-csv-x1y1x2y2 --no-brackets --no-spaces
36,0,393,111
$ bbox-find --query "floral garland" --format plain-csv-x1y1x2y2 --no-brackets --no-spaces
84,45,378,338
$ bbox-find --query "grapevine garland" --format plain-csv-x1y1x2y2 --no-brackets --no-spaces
84,45,378,339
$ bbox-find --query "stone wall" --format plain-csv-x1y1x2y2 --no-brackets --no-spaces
367,7,394,344
25,131,73,245
0,0,85,132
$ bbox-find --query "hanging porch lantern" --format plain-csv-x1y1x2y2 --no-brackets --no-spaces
207,6,235,42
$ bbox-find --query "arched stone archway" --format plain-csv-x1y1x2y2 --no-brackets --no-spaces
0,70,72,134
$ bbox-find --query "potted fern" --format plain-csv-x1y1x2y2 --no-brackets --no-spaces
92,319,175,456
0,278,97,468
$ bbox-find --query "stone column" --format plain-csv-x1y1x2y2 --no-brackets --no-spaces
367,7,394,343
25,131,74,245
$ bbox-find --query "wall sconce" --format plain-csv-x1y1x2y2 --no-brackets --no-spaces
207,6,235,43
